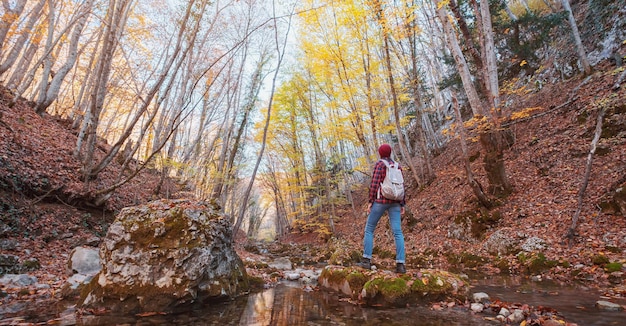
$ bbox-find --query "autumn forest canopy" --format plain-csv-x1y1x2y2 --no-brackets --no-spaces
0,0,623,240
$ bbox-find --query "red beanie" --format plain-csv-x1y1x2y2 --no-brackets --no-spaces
378,143,392,158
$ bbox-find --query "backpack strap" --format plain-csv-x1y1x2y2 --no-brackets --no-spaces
377,159,387,199
379,158,399,169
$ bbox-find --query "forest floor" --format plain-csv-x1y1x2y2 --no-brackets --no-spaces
1,61,625,314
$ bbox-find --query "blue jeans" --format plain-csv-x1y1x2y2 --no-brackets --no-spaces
363,203,405,263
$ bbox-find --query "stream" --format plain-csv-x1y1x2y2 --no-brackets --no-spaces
0,276,624,325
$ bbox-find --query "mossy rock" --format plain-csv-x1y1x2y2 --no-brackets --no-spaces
318,266,469,307
453,208,502,239
361,269,468,306
327,238,359,266
78,199,249,314
21,258,40,271
518,252,558,274
605,262,622,273
592,254,610,265
446,252,487,269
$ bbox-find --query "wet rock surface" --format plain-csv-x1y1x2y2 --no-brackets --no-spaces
318,265,469,306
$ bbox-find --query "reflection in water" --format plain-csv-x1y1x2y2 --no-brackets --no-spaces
227,282,485,326
2,279,625,325
240,287,274,325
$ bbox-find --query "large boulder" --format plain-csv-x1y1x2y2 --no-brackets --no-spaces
78,199,249,314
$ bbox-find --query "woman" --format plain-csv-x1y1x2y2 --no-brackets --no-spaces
358,143,406,274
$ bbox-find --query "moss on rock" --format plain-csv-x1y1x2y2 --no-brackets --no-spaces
318,266,469,307
78,199,249,314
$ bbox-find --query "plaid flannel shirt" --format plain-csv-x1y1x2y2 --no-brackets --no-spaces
368,158,405,206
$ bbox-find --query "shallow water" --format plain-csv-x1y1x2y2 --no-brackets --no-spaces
1,278,624,325
471,275,625,326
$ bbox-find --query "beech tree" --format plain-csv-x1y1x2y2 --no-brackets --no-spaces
435,0,512,203
370,0,422,187
560,0,591,75
34,0,95,114
78,0,134,181
0,0,28,50
0,0,46,77
232,0,295,234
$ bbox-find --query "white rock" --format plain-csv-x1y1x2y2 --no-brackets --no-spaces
68,246,101,276
498,307,510,317
285,272,300,281
596,300,624,311
0,274,38,287
470,303,484,313
507,309,525,323
268,257,292,270
472,292,490,303
521,236,546,252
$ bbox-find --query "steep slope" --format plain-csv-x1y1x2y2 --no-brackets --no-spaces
0,85,179,282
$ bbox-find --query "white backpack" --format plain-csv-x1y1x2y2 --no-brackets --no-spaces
378,159,405,201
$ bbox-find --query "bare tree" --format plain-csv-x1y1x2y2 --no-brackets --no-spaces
35,0,95,114
233,0,294,234
371,0,422,188
79,0,134,181
0,0,28,50
566,104,606,245
263,160,291,237
435,0,511,201
396,0,435,183
452,94,490,207
560,0,591,75
84,0,209,181
0,0,46,76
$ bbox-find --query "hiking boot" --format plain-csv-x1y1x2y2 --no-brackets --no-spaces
396,263,406,274
357,258,371,270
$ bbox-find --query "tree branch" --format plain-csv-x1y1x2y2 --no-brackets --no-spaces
565,104,607,246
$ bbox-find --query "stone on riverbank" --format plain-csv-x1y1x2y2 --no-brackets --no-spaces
318,265,469,307
596,300,624,311
59,246,101,298
78,199,249,314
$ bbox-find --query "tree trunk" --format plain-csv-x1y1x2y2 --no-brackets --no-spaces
452,95,491,207
479,130,512,196
436,0,512,196
479,0,501,110
221,54,267,200
35,0,56,114
404,1,434,183
436,1,484,117
373,0,421,188
233,1,292,234
502,1,518,21
82,0,134,181
0,0,28,50
566,105,606,245
35,0,94,114
6,37,39,91
561,0,592,75
0,0,45,76
88,0,205,180
360,40,379,162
